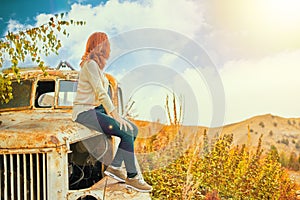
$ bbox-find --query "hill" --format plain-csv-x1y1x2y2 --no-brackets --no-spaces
216,114,300,155
134,114,300,155
218,114,300,184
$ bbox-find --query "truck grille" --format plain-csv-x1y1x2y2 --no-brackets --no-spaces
0,153,48,200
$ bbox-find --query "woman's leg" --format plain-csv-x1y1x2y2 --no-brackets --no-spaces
109,119,138,177
110,120,138,164
95,111,138,176
75,109,138,176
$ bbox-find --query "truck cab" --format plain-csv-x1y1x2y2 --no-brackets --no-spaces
0,64,149,200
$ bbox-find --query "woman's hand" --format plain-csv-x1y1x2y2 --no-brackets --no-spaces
110,109,133,131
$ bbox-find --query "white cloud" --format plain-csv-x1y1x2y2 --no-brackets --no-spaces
123,68,213,126
127,84,172,124
7,19,32,32
181,67,213,126
32,0,205,69
104,45,220,126
220,50,300,124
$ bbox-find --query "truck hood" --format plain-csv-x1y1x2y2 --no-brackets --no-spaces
0,110,101,149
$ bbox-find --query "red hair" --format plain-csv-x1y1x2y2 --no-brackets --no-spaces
80,32,110,68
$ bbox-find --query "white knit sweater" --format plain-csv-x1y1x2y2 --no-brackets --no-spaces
72,60,115,121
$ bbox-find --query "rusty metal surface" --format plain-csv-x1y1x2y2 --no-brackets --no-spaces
67,177,151,200
0,109,102,149
3,67,79,80
91,177,151,200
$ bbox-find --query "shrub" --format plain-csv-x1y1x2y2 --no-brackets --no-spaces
288,152,300,171
141,132,298,199
259,121,265,128
269,130,273,136
296,142,300,150
281,138,290,146
279,151,289,168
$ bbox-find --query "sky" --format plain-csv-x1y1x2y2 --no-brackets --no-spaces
1,0,300,127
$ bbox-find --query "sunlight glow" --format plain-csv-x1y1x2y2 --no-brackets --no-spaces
265,0,300,27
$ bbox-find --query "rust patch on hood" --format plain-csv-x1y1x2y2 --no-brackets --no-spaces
0,110,99,149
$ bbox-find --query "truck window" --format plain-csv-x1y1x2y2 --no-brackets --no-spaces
0,79,32,110
35,80,55,108
57,80,77,106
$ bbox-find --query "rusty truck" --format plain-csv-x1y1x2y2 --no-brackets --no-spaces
0,62,149,200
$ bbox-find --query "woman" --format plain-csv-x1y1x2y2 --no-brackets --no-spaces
72,32,152,193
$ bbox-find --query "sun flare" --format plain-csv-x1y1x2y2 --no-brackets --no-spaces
265,0,300,26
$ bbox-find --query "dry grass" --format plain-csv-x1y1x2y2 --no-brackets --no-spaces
133,114,300,199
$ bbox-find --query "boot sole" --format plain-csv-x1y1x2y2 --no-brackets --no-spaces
104,171,125,183
125,184,153,193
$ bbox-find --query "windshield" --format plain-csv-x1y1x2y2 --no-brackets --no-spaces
57,80,77,106
0,79,33,110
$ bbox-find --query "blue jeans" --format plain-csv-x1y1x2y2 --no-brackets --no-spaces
75,106,138,174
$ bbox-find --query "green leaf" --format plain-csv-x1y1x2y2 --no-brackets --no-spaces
0,14,87,104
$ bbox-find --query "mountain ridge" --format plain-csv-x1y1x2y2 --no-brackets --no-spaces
134,113,300,155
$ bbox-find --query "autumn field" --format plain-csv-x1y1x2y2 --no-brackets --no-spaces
133,114,300,199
